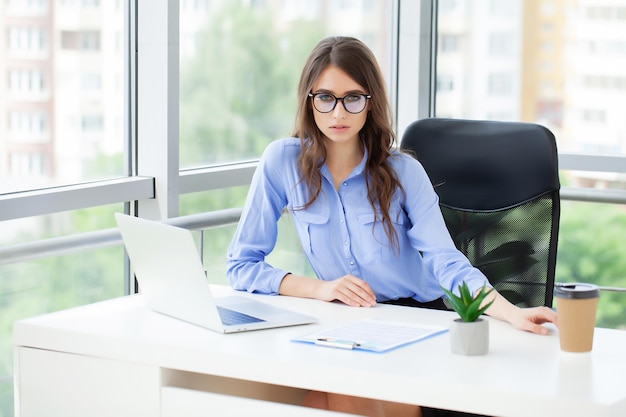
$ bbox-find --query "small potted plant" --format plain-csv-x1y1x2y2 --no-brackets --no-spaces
441,281,495,356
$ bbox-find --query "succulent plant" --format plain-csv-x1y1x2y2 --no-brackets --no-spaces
441,281,495,322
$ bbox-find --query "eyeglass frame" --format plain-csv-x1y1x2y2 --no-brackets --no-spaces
308,92,372,114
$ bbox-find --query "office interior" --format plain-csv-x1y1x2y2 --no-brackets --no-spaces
1,1,626,416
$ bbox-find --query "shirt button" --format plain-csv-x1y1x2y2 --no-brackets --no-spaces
349,261,354,266
340,218,344,223
343,182,348,186
344,241,349,246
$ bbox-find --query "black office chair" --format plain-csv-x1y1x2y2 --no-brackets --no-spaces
401,118,560,308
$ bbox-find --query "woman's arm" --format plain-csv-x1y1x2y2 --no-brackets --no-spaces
226,141,291,294
483,289,557,335
279,273,377,307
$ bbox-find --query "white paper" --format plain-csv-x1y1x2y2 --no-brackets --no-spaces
293,319,447,352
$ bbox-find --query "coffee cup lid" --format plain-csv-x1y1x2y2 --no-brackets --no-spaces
554,283,599,299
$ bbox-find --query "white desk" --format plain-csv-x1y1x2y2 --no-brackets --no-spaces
13,285,626,417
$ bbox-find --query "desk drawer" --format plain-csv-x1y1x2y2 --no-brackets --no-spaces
15,347,160,417
162,387,353,416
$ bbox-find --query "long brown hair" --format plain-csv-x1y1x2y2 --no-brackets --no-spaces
293,36,404,251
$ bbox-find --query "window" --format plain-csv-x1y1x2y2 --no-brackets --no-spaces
8,111,47,138
436,74,455,92
82,0,101,7
440,34,459,53
436,1,626,158
5,0,48,15
81,114,104,132
8,27,45,53
61,31,101,51
1,13,128,415
10,152,45,176
2,10,125,194
178,1,393,171
8,68,45,95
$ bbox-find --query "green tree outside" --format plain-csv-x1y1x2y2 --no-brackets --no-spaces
179,2,324,167
555,201,626,329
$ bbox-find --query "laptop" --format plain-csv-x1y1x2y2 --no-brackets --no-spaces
114,213,317,333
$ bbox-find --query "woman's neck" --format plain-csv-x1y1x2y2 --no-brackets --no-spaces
325,140,364,190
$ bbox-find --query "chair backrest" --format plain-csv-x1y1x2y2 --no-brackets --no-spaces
401,118,560,307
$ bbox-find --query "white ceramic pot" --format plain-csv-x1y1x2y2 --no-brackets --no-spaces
449,317,489,356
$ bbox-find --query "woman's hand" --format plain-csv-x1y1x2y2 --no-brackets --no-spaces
507,306,558,335
315,275,377,307
279,273,376,307
485,290,558,335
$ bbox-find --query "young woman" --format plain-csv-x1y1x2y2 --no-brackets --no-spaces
226,36,557,417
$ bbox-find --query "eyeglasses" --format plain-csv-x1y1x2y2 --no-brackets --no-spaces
308,92,371,114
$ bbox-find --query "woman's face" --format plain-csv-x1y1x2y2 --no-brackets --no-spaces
310,65,369,147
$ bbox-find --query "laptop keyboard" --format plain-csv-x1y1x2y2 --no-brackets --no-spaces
217,306,266,326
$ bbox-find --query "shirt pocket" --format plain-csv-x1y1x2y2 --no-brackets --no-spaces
290,209,331,257
356,209,407,262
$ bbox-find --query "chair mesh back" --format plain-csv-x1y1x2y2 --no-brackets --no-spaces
441,194,558,307
401,118,560,308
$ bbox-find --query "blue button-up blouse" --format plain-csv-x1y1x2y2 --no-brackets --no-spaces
226,137,488,302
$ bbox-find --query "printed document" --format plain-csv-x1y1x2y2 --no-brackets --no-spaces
293,319,447,352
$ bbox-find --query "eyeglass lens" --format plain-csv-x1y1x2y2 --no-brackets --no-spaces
312,93,368,114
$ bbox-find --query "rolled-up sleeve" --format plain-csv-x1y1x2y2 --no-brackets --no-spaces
226,140,292,294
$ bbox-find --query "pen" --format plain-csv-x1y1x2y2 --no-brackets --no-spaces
315,338,360,349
